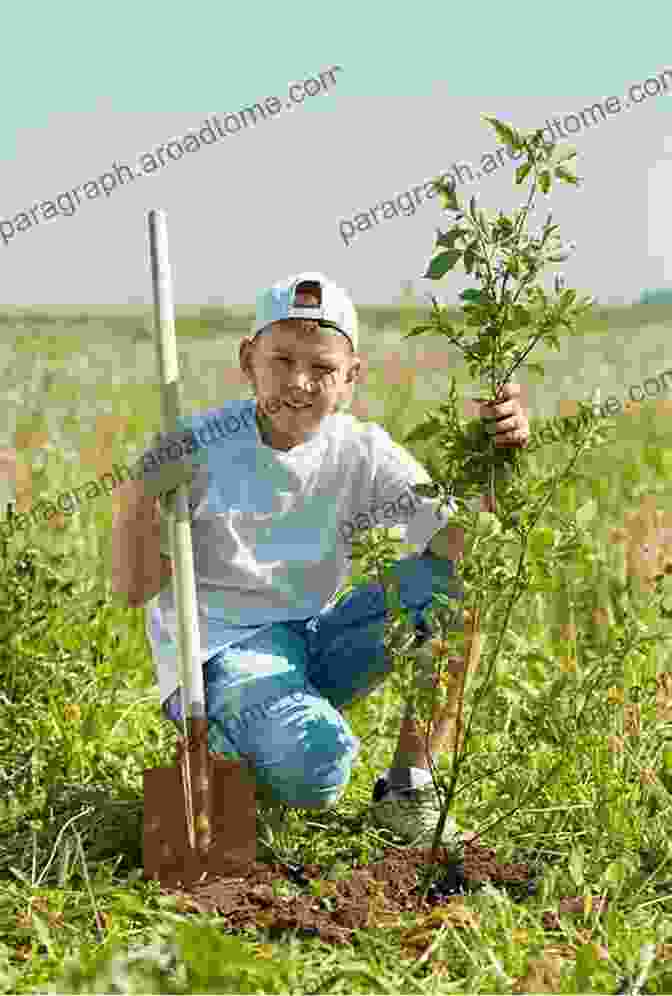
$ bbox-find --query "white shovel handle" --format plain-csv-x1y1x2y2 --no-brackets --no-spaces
147,209,205,721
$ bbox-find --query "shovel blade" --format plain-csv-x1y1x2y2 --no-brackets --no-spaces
143,756,256,889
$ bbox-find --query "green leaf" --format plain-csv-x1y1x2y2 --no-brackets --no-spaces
403,322,436,339
513,304,532,326
460,289,487,303
604,860,627,885
506,255,520,277
576,499,597,526
435,227,467,250
515,161,532,185
424,250,462,280
663,747,672,774
27,911,54,958
469,195,479,223
555,165,579,185
547,143,577,166
522,361,545,379
403,418,443,445
538,171,551,194
434,178,460,211
558,288,578,311
568,845,584,888
530,527,555,557
80,712,99,739
475,511,502,537
463,239,481,277
573,295,596,316
481,115,521,150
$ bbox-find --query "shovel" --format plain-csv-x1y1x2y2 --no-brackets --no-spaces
142,209,257,890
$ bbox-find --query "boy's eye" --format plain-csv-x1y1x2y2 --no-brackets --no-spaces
274,358,336,376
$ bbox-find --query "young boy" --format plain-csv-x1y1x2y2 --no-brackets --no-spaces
111,272,529,851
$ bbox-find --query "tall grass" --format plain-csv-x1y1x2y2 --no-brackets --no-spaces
0,303,672,993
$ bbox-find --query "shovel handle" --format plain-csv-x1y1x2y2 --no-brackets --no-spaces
148,209,206,722
148,210,211,856
149,211,212,859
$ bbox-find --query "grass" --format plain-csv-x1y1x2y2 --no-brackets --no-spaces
1,301,672,992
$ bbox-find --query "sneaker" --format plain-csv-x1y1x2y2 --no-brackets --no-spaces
370,771,464,861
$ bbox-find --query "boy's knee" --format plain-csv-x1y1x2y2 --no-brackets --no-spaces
264,735,357,810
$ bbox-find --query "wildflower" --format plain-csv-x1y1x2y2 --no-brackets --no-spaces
609,528,628,543
623,703,640,736
592,608,609,627
607,686,624,706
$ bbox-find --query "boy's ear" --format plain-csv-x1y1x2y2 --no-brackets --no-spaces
346,360,362,383
239,339,253,376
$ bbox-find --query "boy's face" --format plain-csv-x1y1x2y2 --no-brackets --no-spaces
239,291,361,450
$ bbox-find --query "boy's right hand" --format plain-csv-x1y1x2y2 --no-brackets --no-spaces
133,430,197,504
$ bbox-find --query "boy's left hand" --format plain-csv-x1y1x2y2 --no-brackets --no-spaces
473,381,530,448
426,382,530,560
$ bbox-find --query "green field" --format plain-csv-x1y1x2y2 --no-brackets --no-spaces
1,299,672,993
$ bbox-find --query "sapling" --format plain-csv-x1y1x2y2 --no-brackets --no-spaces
348,116,622,889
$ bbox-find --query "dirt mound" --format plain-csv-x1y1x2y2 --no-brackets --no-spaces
156,837,606,947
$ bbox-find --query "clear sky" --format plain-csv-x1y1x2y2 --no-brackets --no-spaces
1,0,671,309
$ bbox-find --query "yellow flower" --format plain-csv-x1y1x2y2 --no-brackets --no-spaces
607,686,624,706
623,703,641,736
195,813,210,834
592,608,609,627
609,528,628,543
253,944,275,959
63,703,81,722
15,911,32,930
606,735,624,753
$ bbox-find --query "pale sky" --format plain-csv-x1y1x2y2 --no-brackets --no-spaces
1,0,671,310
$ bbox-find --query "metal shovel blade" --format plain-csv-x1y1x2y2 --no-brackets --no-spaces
143,739,257,890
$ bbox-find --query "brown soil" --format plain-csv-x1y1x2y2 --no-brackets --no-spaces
155,835,609,947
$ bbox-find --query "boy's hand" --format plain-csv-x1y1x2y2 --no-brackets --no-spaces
133,431,197,504
427,383,529,559
473,381,530,449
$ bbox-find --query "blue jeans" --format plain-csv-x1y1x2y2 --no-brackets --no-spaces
162,553,463,810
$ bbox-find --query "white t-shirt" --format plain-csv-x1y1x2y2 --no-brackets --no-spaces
140,398,456,707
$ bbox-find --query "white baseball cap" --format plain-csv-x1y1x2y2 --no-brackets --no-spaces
250,272,358,352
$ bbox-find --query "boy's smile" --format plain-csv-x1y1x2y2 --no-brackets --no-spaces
239,287,361,451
